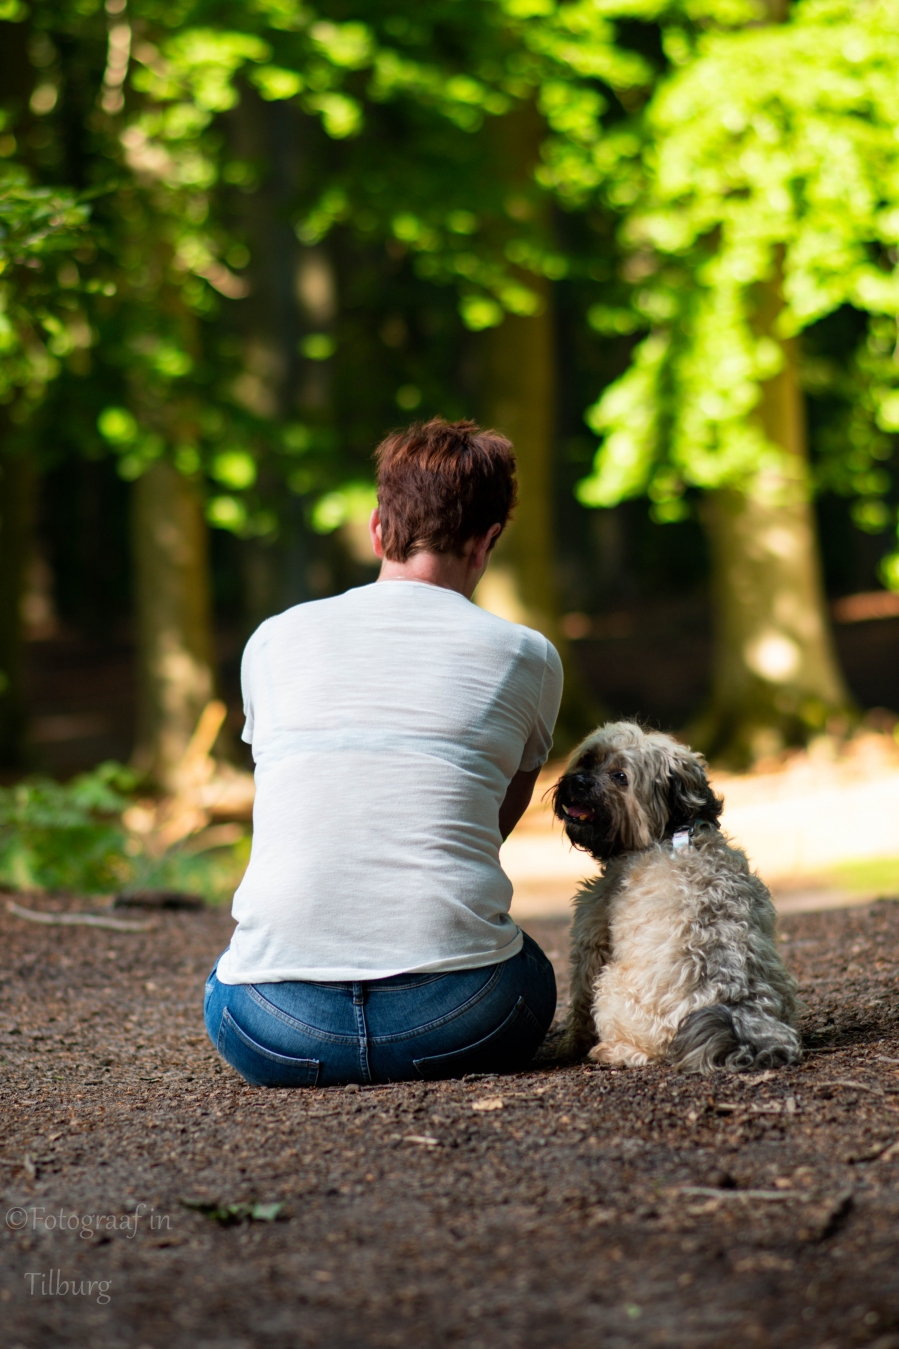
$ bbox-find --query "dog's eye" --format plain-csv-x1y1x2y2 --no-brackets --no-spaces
610,770,628,786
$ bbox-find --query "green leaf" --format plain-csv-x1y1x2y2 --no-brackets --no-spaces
211,450,257,489
250,66,304,100
311,484,377,534
309,20,374,69
881,552,899,592
98,407,138,445
300,333,336,360
249,1202,284,1222
305,92,363,138
459,295,504,330
207,495,248,531
181,1198,285,1225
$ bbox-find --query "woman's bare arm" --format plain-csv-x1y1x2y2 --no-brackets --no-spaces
498,766,541,841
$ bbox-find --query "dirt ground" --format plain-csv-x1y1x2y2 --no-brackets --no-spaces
2,897,899,1349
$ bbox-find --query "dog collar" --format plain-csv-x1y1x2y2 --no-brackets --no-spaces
671,827,693,852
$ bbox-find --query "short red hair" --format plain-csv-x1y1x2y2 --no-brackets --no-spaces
374,418,517,561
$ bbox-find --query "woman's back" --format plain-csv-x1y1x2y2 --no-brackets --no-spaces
218,578,562,985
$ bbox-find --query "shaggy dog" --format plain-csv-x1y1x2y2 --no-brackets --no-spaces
552,722,800,1072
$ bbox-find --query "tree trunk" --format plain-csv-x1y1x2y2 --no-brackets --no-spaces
131,460,217,787
227,95,332,622
690,0,851,766
476,107,594,749
696,328,853,764
0,444,36,767
0,23,39,767
480,293,558,638
480,299,597,748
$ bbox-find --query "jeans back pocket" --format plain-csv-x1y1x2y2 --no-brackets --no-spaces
218,1007,321,1088
413,996,543,1081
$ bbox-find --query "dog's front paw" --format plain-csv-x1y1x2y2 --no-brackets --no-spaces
557,1012,601,1061
589,1040,654,1068
529,1026,571,1065
536,1030,587,1064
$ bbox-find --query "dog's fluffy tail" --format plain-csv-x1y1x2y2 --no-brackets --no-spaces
667,1005,801,1074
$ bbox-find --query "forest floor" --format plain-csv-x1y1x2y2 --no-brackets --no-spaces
2,898,899,1349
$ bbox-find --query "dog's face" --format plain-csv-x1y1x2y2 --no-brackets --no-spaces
552,721,723,861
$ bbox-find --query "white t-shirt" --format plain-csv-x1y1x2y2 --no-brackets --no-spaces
215,579,563,984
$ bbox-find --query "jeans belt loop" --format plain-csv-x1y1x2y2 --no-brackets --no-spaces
353,983,365,1006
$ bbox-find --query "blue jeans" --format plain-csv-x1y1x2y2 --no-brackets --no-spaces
204,932,556,1087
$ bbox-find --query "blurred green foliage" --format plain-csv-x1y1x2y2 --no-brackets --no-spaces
5,0,899,587
124,830,251,907
1,0,653,546
0,174,95,400
569,0,899,548
829,855,899,897
0,762,134,892
0,761,248,900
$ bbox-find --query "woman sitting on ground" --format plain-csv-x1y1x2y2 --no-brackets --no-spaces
204,417,563,1086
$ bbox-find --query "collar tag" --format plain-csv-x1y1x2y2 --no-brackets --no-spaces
671,828,693,853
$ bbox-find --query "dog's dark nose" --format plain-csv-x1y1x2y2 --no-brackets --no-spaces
567,773,593,794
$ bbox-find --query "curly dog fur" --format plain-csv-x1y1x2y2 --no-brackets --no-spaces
552,721,800,1073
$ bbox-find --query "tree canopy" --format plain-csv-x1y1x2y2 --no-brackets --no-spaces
0,173,94,402
2,0,655,536
567,0,899,562
5,0,899,770
7,0,899,542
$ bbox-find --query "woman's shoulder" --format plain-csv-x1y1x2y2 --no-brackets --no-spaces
243,592,354,653
466,608,562,682
473,607,559,659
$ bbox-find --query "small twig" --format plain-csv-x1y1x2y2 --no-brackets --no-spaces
810,1079,899,1115
812,1188,854,1241
853,1137,898,1163
813,1079,884,1094
675,1186,806,1202
6,900,152,932
717,1101,790,1114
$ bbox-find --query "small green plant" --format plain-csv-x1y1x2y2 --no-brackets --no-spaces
0,762,249,901
0,763,135,893
181,1199,284,1226
122,830,251,904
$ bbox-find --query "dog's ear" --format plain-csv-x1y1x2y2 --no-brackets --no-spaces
666,749,723,832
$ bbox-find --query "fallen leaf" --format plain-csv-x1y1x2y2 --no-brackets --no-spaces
471,1097,504,1112
249,1202,284,1222
403,1135,440,1147
180,1198,284,1225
